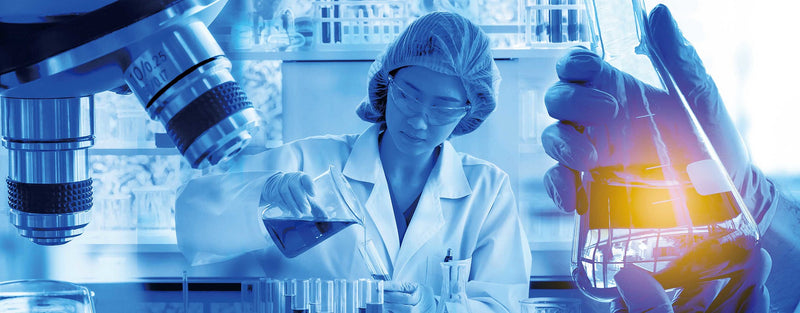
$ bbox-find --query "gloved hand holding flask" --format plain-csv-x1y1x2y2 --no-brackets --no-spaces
541,2,771,311
261,171,317,217
260,165,365,258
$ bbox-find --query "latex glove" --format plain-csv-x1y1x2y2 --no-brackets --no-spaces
260,171,316,217
610,266,674,313
610,244,771,313
542,4,755,216
383,281,436,313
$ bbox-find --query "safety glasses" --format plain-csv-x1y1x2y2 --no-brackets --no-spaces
387,76,470,126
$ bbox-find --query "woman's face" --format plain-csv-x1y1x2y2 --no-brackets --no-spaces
384,66,469,156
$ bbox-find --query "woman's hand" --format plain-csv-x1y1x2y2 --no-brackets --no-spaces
261,171,316,217
384,281,436,313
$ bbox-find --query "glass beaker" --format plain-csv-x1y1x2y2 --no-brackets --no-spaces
571,0,761,302
261,165,365,258
0,280,96,313
437,259,472,313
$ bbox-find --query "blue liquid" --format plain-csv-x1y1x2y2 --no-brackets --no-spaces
285,295,293,313
370,274,390,281
264,218,357,258
358,303,383,313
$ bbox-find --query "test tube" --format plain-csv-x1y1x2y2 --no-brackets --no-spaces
293,279,310,313
334,279,347,313
310,279,321,313
366,280,383,313
535,0,546,42
567,0,578,41
348,280,358,313
357,279,370,313
549,0,563,43
321,3,331,44
320,280,335,313
285,279,296,313
359,240,391,281
267,279,285,313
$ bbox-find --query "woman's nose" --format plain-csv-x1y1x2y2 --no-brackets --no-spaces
407,113,429,130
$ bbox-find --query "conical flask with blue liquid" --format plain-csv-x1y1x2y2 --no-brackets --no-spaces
261,165,365,258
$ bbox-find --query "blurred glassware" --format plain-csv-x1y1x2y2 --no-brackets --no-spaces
116,108,149,147
0,280,96,313
313,0,410,50
437,258,471,313
266,9,307,51
431,0,480,22
94,194,134,230
519,0,591,48
133,186,177,230
519,297,581,313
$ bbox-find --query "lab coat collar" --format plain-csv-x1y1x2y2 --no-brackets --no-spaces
437,140,472,199
342,124,383,184
342,123,472,199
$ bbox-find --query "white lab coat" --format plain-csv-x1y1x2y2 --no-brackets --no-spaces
176,124,532,313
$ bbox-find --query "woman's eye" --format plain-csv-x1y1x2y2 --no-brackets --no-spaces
431,107,455,115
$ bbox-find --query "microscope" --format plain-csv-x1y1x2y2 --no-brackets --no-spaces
0,0,261,245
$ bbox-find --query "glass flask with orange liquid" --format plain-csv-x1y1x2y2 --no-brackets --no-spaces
572,0,761,301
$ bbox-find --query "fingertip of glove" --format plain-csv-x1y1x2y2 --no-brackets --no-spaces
615,266,671,308
543,165,579,214
647,4,682,54
556,48,603,82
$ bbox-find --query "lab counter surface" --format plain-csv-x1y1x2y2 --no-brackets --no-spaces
80,277,594,313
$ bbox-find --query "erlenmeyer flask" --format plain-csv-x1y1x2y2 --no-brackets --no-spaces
437,258,472,313
571,0,761,301
261,165,366,258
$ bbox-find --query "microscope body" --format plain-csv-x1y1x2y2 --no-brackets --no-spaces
0,0,260,245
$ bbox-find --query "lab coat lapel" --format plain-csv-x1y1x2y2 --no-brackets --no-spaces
342,124,401,270
393,141,470,275
393,183,445,275
364,178,401,268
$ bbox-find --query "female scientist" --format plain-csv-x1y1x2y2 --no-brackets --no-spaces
176,12,531,313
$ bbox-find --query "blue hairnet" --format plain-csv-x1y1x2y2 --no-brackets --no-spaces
356,11,500,136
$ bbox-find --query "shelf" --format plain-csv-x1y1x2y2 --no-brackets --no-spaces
227,46,577,62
